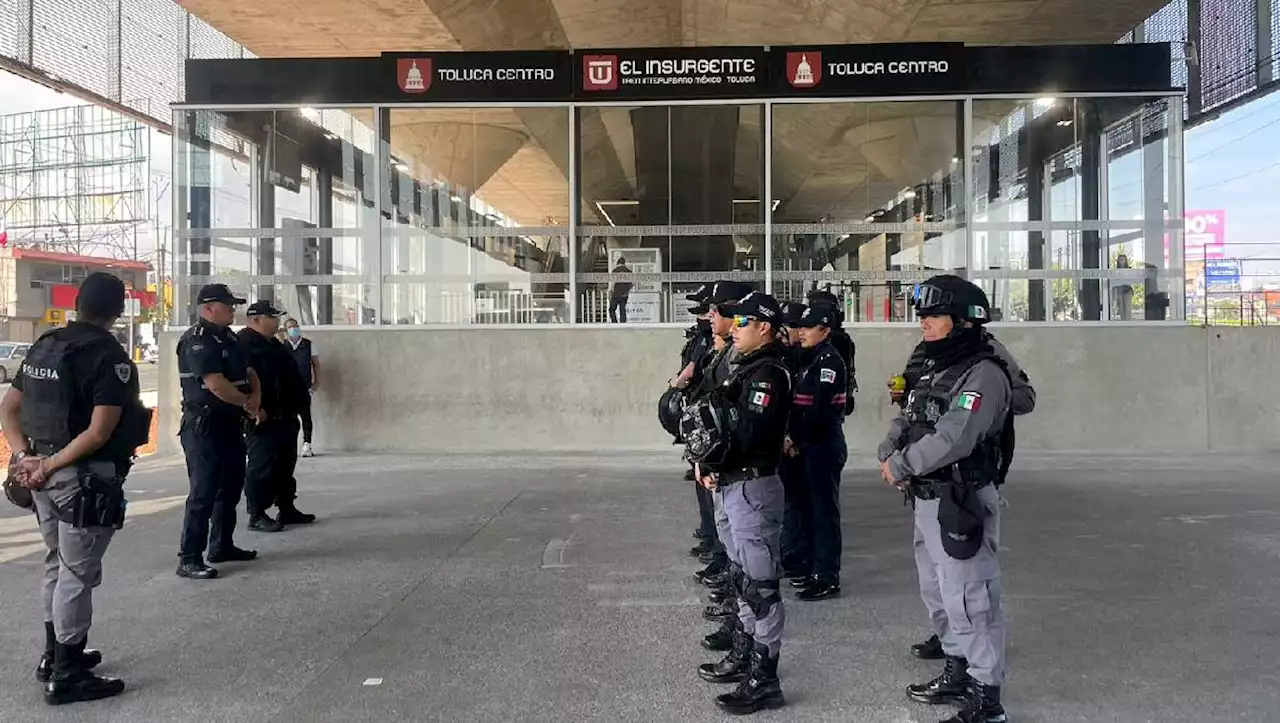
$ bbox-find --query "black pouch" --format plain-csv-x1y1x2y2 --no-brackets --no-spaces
3,476,34,511
70,469,126,530
936,481,988,560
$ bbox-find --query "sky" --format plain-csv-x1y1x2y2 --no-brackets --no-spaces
3,68,1280,287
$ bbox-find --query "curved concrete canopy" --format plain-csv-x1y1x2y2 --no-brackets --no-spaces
178,0,1165,228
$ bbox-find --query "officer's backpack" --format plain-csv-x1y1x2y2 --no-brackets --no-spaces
831,328,857,416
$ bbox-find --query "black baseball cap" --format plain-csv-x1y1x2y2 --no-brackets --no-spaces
246,300,287,317
721,291,783,324
792,305,835,329
197,284,246,306
685,283,713,303
780,302,806,326
709,281,754,306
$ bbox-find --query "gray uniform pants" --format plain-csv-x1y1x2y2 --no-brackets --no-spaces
913,484,1006,686
32,463,118,646
715,475,786,657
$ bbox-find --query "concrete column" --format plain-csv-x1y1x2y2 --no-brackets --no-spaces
1080,104,1102,321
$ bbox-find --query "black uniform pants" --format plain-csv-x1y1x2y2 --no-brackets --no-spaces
179,416,247,562
695,478,716,539
245,417,300,515
779,454,811,573
608,296,628,323
806,436,848,583
298,394,314,444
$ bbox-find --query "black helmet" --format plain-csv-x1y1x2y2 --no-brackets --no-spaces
911,274,991,324
658,387,686,438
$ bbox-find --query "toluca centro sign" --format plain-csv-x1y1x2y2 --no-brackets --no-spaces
383,51,572,102
773,43,966,97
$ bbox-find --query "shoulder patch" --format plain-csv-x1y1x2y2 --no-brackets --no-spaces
749,380,772,391
190,342,204,353
114,363,132,384
955,391,982,411
819,368,837,384
748,389,771,411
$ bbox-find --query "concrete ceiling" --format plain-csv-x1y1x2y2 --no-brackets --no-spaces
179,0,1167,230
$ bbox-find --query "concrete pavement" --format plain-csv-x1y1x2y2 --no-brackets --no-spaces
0,449,1277,722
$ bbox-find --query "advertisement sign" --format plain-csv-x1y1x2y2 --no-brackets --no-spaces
1184,209,1226,261
575,47,768,101
771,43,966,97
383,51,571,101
1204,259,1241,288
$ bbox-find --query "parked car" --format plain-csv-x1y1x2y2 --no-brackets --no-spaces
143,345,159,364
0,342,31,384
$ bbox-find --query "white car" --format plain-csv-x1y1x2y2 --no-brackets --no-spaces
142,345,159,364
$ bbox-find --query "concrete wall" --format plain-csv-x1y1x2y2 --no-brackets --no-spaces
155,325,1280,458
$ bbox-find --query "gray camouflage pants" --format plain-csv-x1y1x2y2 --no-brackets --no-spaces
913,484,1006,686
715,474,786,656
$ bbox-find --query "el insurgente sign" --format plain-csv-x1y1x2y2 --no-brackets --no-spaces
573,46,769,100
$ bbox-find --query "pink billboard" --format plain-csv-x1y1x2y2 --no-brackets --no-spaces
1184,209,1226,261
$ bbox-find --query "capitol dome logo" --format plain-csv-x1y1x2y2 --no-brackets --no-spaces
397,58,432,94
786,51,821,88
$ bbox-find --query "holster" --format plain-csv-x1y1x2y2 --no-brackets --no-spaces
66,467,127,530
179,405,213,436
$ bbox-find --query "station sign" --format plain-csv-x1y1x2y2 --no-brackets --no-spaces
770,43,966,97
573,46,769,101
383,51,572,102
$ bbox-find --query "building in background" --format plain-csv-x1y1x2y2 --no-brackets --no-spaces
0,246,152,342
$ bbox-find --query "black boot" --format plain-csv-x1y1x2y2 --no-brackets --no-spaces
714,641,785,714
940,682,1006,723
907,655,971,704
703,615,737,651
690,538,715,558
698,629,752,683
176,560,218,579
206,547,257,564
277,505,316,525
912,633,945,660
36,623,103,683
44,640,125,705
702,598,737,622
795,580,841,601
248,512,284,533
707,582,734,604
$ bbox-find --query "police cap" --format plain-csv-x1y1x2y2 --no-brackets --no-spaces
780,302,807,326
197,283,247,306
246,300,287,317
720,291,783,325
685,283,713,303
76,272,126,319
792,304,835,329
708,281,754,306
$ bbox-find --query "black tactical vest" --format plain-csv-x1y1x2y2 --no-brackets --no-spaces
903,351,1007,484
19,328,151,461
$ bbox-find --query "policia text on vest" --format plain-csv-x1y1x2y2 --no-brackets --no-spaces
0,271,150,706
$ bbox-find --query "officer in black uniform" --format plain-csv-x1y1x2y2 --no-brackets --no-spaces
238,301,316,533
806,289,857,417
690,290,792,715
776,301,810,581
786,305,849,601
677,284,717,544
175,284,261,580
877,275,1012,723
0,272,149,705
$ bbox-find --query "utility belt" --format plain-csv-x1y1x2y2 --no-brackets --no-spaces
180,402,244,435
907,477,992,501
718,466,776,486
22,443,127,529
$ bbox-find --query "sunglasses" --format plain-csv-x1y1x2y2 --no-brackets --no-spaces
911,283,953,309
732,315,760,328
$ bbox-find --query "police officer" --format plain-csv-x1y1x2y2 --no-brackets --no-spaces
786,304,849,601
806,289,857,416
877,275,1011,723
692,290,791,715
176,284,261,580
0,272,149,705
239,301,316,533
677,285,716,544
776,301,810,580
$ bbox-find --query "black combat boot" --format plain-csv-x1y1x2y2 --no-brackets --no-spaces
206,547,258,564
690,537,715,558
694,556,728,587
907,655,971,704
248,512,284,533
698,629,752,683
912,633,945,659
708,579,734,604
44,640,125,705
703,597,737,622
940,681,1007,723
703,614,738,651
714,641,785,714
35,623,102,683
795,580,841,601
277,505,316,525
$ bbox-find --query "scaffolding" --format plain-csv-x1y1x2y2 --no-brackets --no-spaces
0,103,150,258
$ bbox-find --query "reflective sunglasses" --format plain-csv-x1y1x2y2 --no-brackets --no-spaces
732,315,758,328
911,283,953,310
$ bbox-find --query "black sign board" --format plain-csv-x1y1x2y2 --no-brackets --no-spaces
573,46,769,101
382,51,571,102
769,43,966,97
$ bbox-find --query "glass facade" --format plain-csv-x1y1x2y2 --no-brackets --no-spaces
172,92,1185,326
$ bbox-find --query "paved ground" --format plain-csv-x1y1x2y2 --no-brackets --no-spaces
0,449,1277,723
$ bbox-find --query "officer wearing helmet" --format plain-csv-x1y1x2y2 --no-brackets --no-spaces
877,274,1012,723
691,290,791,716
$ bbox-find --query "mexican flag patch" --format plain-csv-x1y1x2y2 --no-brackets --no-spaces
751,390,771,408
955,391,982,411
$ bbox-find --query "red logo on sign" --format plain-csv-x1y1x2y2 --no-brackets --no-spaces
786,52,821,89
397,58,432,94
582,54,619,91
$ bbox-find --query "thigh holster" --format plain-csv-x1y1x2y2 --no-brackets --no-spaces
738,576,781,618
